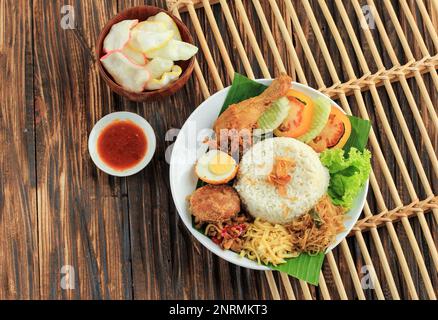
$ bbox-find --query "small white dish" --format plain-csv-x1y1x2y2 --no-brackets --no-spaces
88,112,156,177
169,79,369,271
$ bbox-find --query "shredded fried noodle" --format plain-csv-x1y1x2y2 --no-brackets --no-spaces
286,195,346,255
240,218,299,266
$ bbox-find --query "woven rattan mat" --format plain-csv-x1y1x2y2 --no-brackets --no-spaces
168,0,438,300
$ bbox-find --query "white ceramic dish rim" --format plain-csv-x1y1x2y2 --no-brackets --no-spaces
88,111,156,177
170,79,369,271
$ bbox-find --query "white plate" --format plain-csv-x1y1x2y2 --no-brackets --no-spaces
88,112,156,177
169,79,369,271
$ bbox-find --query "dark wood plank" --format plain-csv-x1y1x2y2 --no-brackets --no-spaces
0,0,39,300
33,0,132,299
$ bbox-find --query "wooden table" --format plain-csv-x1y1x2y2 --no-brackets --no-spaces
1,0,436,299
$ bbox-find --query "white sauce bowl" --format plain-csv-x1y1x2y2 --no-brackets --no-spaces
88,112,156,177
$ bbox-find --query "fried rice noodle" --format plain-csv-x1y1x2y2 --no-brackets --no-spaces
286,195,346,255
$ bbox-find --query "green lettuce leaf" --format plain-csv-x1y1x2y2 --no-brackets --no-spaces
320,148,372,209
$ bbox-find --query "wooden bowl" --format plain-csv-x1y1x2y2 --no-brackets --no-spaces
96,6,196,102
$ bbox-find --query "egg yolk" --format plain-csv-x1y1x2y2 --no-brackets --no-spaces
208,153,234,175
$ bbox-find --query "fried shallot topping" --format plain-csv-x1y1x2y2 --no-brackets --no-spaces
267,157,296,197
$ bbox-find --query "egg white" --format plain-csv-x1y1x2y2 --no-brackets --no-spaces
195,150,238,185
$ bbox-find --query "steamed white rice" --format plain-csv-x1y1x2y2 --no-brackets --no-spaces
234,137,329,224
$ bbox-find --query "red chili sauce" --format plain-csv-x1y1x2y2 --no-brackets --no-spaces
97,120,148,171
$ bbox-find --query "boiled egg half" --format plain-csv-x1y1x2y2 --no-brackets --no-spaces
195,150,238,185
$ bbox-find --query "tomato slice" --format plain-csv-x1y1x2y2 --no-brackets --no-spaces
287,90,313,107
274,90,314,138
308,106,352,153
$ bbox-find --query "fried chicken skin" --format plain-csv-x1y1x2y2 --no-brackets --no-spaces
213,74,292,149
189,185,241,223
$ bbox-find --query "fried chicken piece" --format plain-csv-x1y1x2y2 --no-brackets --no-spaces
213,74,292,149
189,185,241,223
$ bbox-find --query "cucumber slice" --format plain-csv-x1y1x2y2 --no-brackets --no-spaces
297,97,331,143
257,97,290,133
